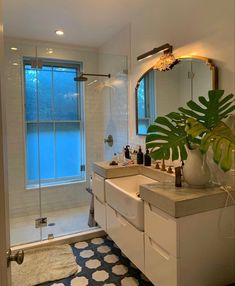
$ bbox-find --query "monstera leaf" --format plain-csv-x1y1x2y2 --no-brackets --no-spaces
178,90,235,128
146,90,235,171
146,113,188,161
186,118,235,172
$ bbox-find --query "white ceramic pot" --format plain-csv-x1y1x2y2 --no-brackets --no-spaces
183,147,210,187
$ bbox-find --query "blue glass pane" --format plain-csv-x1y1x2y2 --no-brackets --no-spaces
38,68,53,120
38,123,54,180
138,78,145,118
54,68,78,120
55,123,81,178
138,120,149,134
26,123,55,182
26,123,39,182
25,68,37,121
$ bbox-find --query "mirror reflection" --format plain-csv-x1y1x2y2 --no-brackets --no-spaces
136,57,217,135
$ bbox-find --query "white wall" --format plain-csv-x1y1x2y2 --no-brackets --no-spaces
97,53,128,160
4,39,103,217
101,0,234,185
129,0,234,146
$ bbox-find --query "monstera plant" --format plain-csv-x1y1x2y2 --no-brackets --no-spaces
146,90,235,172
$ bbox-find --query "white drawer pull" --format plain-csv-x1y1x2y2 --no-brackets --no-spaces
95,196,104,204
148,203,170,221
115,211,127,226
148,237,170,260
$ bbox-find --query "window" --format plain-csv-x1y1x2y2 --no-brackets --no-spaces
24,59,85,187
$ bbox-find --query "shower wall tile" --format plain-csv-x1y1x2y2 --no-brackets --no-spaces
98,54,128,161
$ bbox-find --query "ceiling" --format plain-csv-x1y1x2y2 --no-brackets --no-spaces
2,0,146,48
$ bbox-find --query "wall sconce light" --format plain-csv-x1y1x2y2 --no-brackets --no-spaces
137,43,173,61
137,43,179,71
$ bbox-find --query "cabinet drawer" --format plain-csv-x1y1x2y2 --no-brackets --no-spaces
144,202,178,257
106,204,144,272
93,173,105,202
145,235,179,286
94,196,106,231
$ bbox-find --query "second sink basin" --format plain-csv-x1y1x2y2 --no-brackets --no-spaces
105,174,157,231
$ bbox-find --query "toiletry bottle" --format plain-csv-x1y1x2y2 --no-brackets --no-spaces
124,145,131,159
137,146,144,164
144,148,151,166
132,150,137,164
110,153,118,165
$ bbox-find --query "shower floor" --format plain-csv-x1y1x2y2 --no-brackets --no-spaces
10,205,92,246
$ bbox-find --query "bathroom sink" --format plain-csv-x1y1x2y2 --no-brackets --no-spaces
105,175,157,231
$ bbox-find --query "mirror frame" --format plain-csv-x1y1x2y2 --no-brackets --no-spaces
135,55,218,135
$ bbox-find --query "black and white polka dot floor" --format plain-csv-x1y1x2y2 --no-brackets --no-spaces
38,236,153,286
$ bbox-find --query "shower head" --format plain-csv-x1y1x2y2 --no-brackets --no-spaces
74,72,111,82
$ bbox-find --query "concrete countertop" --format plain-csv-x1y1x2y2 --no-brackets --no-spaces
93,161,235,218
92,161,175,182
140,182,235,218
93,161,140,178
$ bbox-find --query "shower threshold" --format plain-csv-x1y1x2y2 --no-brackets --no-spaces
11,228,105,252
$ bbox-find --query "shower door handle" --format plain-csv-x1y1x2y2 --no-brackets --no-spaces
7,248,24,267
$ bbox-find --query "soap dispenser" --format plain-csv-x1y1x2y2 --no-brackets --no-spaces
137,146,143,164
144,148,151,166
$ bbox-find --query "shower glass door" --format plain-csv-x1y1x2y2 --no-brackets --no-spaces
5,41,42,246
6,39,129,246
37,45,90,240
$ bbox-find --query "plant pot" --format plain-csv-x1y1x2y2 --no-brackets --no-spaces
183,147,211,187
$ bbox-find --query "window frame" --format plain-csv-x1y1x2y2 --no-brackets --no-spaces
23,57,86,189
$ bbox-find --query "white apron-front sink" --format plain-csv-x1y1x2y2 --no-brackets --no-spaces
105,175,157,231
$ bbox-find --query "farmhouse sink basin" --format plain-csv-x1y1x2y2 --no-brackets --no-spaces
105,175,157,231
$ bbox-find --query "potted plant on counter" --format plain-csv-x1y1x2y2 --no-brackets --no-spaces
146,90,235,186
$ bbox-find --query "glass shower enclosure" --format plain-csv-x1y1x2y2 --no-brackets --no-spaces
4,39,128,246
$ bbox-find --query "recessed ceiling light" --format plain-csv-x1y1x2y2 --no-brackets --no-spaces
12,62,19,66
55,30,64,36
10,47,18,51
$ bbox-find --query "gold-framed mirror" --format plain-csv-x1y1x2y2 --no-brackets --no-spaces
135,56,218,135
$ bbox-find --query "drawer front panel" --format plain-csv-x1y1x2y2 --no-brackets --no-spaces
106,205,144,272
93,173,105,202
94,196,106,231
144,202,178,257
145,235,178,286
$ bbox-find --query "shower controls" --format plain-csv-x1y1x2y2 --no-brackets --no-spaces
35,217,48,228
104,135,113,147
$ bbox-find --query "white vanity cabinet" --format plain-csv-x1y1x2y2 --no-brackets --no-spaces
144,201,235,286
93,170,145,272
106,204,145,272
144,202,179,286
92,163,235,286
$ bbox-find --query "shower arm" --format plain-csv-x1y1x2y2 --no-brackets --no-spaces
82,73,110,78
74,73,111,81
